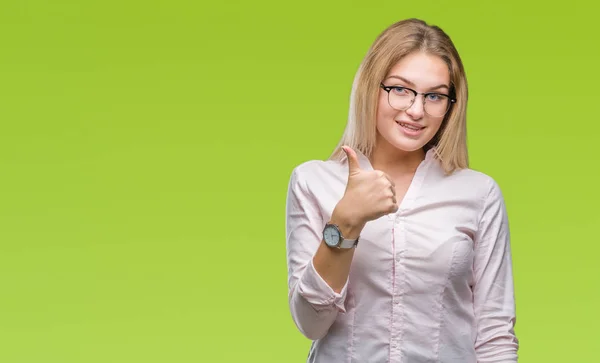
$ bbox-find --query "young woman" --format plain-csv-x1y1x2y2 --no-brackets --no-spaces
285,18,519,363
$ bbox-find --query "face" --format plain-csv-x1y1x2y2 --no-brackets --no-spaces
376,51,451,153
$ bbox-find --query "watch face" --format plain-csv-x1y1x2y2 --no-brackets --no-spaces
323,225,340,247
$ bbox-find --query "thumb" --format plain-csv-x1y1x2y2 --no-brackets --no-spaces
342,146,361,174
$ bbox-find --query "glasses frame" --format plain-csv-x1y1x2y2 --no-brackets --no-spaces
380,83,456,117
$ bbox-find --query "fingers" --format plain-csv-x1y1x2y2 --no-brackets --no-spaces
378,175,397,207
375,170,395,188
375,172,396,195
342,146,361,175
373,170,397,209
384,174,395,189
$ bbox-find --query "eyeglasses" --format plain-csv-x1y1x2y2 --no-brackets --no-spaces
380,83,456,118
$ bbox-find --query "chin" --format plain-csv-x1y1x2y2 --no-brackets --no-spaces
391,141,427,153
388,134,434,153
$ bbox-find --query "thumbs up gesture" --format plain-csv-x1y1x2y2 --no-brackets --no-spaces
331,146,399,236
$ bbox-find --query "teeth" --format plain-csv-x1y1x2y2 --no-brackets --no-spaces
399,122,421,131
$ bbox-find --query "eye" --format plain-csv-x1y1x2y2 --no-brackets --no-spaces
426,93,443,102
391,87,410,96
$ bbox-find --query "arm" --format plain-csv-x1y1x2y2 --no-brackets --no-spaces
473,178,519,362
285,167,362,340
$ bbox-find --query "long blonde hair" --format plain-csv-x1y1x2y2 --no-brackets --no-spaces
329,18,469,175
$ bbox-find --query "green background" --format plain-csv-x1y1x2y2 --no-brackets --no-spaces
0,0,598,362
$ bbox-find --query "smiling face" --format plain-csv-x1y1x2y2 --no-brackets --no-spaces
375,51,452,154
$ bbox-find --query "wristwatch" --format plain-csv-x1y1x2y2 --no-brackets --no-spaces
322,223,359,249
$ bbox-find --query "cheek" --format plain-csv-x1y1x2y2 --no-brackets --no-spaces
427,118,445,134
376,98,395,124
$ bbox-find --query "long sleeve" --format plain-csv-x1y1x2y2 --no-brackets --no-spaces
285,166,349,340
472,178,519,362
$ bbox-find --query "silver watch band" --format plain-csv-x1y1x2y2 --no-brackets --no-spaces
339,237,358,249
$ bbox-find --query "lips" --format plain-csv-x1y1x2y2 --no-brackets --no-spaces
396,121,425,131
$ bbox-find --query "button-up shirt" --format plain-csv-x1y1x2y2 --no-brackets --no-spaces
285,148,518,363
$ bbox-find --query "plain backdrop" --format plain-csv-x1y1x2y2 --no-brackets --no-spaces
0,0,598,362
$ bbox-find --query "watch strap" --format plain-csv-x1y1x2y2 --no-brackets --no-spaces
339,237,359,249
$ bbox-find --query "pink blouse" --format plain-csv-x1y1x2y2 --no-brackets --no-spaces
285,148,519,363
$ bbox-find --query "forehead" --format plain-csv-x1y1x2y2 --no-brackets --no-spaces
385,52,450,87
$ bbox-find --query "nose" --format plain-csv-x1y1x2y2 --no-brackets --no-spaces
405,94,425,120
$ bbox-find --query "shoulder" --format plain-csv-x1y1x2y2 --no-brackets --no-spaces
433,160,499,191
427,163,505,207
449,167,507,213
291,159,327,176
450,167,501,193
289,158,343,186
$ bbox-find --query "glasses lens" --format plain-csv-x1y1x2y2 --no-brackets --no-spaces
424,95,450,117
388,88,414,111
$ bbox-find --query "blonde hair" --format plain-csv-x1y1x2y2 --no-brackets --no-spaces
329,18,469,174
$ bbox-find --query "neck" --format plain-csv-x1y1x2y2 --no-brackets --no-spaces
369,141,426,178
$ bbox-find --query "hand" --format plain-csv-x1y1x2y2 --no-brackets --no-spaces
332,146,398,232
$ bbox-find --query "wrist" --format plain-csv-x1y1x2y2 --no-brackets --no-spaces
330,209,364,240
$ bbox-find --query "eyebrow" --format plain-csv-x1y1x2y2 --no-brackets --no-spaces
385,75,449,91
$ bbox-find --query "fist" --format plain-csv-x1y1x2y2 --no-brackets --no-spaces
333,146,398,227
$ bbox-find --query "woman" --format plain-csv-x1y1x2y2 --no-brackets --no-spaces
285,18,519,363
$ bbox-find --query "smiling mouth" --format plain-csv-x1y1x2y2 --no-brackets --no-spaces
396,121,425,131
